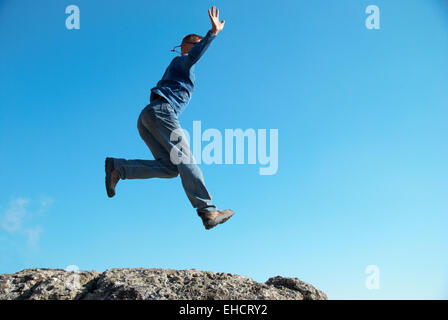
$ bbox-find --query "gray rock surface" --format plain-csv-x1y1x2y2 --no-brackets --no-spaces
0,268,327,300
265,275,328,300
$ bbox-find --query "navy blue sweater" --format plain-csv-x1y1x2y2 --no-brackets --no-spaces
150,30,217,115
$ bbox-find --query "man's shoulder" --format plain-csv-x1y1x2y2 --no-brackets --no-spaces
170,55,192,70
168,55,186,65
176,54,190,61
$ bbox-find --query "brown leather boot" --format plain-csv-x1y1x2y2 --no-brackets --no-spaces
105,157,120,198
200,209,235,230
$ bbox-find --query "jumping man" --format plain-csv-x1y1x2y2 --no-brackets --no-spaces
105,6,234,230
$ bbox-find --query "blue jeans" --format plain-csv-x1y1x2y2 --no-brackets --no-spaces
113,100,217,215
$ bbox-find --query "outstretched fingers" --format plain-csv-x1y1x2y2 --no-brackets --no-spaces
208,5,225,33
209,5,218,18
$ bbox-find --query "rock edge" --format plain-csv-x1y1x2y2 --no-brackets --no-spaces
0,268,327,300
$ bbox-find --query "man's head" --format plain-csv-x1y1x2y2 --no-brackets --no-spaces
181,34,202,55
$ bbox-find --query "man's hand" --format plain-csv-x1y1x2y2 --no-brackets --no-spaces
208,6,225,35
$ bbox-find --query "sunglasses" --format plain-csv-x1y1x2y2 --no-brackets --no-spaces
171,41,200,54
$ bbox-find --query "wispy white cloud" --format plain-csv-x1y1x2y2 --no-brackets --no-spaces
1,196,54,248
1,197,29,233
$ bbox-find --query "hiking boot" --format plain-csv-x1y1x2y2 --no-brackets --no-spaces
200,209,235,230
105,157,120,198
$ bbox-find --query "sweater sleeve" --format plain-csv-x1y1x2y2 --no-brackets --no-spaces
184,30,217,68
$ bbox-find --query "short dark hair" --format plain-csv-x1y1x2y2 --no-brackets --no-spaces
182,34,203,44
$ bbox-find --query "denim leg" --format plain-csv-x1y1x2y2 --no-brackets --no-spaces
143,103,217,215
113,112,179,180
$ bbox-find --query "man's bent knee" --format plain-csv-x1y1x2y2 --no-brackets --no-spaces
166,170,179,178
162,163,179,178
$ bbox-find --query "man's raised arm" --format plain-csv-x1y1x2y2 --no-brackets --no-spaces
185,6,225,67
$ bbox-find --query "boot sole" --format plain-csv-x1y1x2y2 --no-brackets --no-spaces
105,157,115,198
204,211,235,230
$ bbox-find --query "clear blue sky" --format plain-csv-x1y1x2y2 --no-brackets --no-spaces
1,0,447,299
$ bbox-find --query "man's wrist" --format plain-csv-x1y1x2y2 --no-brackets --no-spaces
209,29,219,36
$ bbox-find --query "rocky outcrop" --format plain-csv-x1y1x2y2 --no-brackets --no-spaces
0,268,327,300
